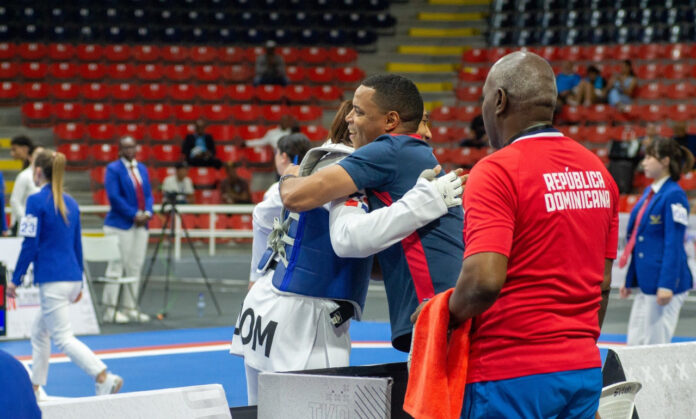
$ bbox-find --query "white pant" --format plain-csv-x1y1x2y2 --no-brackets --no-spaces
102,225,149,311
627,290,687,346
31,281,107,386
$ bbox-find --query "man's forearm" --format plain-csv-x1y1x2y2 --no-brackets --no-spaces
280,165,358,213
598,288,610,330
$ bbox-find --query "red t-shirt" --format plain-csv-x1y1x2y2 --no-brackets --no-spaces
463,130,619,383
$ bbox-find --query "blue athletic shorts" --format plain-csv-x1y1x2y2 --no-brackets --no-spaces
461,368,601,419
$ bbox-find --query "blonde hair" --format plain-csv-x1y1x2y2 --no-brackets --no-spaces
34,149,69,223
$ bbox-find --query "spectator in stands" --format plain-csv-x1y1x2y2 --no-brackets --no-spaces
182,119,223,169
162,161,194,204
10,135,35,170
417,110,432,141
673,122,696,166
253,41,288,86
620,138,694,346
220,162,252,204
103,136,154,324
245,115,298,149
460,113,488,148
10,146,42,236
606,60,637,109
574,65,606,106
555,61,581,105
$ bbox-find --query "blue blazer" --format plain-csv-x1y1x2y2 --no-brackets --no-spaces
12,185,83,286
104,159,154,230
625,178,693,295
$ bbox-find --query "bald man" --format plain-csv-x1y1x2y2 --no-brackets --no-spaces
422,52,619,417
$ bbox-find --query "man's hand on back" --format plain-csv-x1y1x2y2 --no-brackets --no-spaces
419,165,467,208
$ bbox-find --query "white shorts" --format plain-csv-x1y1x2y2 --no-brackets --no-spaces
230,270,351,373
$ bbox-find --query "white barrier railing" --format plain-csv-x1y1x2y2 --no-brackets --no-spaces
79,204,255,260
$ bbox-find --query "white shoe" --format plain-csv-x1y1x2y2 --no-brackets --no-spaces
126,309,150,322
103,310,130,324
95,373,123,395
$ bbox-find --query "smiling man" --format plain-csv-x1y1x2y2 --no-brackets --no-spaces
279,74,464,352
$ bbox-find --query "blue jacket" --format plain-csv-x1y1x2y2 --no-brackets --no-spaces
0,172,6,232
104,159,154,230
625,178,693,295
12,185,83,286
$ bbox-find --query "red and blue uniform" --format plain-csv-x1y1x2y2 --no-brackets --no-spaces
338,133,464,352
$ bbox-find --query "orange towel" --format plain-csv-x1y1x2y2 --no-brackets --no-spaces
403,288,472,419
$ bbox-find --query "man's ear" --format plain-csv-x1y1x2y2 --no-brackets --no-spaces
495,88,507,116
384,110,401,132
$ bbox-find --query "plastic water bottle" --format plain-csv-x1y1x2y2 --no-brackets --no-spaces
197,293,206,317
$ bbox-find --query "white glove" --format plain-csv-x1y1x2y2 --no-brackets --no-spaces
419,168,463,208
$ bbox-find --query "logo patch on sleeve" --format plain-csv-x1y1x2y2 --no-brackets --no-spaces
671,203,689,226
19,215,38,237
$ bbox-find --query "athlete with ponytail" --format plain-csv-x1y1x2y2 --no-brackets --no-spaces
620,137,695,345
7,149,123,398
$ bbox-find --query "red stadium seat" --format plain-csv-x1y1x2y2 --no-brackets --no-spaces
148,123,178,142
637,104,668,122
91,144,120,162
290,105,322,122
307,67,334,84
456,105,480,122
169,83,196,102
174,104,202,122
17,43,47,60
669,104,696,121
245,146,274,163
161,45,189,62
245,47,265,62
117,123,146,141
197,213,229,229
140,83,168,101
487,47,511,62
197,84,225,101
81,83,109,101
678,171,696,190
256,84,285,102
84,103,113,121
301,125,328,141
90,167,107,184
152,145,182,163
225,64,253,82
54,102,82,121
216,145,243,162
582,45,612,61
189,167,218,186
51,82,80,101
557,105,584,124
636,83,664,100
22,102,52,124
455,85,483,102
20,62,48,79
238,125,268,140
107,63,136,80
132,45,161,62
228,84,255,102
634,63,660,80
231,104,261,122
76,45,104,61
614,44,637,61
143,103,173,121
0,81,19,101
195,189,221,205
104,45,131,62
612,125,645,141
278,47,300,64
195,65,222,82
219,46,245,63
585,125,612,144
261,104,289,122
79,63,108,81
285,65,306,83
0,62,19,79
87,123,117,142
432,147,452,164
335,66,365,84
557,46,582,61
300,47,329,64
657,124,674,138
48,43,75,61
22,82,49,100
462,47,487,63
430,106,456,122
535,46,558,61
314,85,342,102
451,147,487,166
636,44,660,60
136,64,164,81
136,144,151,162
110,83,138,101
430,126,460,144
203,104,232,122
329,47,357,64
177,124,195,141
208,125,238,142
113,102,142,122
54,122,85,142
664,63,691,80
585,104,615,123
458,66,487,82
285,85,313,102
0,43,16,60
190,46,217,63
666,82,694,100
155,167,176,183
164,64,192,82
48,62,78,79
665,43,694,60
618,194,640,213
58,144,89,163
559,125,586,142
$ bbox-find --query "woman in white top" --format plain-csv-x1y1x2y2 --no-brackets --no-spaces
10,146,42,234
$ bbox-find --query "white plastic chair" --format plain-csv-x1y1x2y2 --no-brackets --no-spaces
597,381,642,419
82,236,141,324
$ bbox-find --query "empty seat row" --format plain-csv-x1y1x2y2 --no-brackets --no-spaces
0,82,344,103
557,103,696,124
0,62,366,84
23,102,324,124
491,0,694,13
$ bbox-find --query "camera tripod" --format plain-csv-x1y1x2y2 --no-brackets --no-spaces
139,200,222,318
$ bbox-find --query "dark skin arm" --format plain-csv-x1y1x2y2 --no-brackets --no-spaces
279,164,359,213
598,259,613,331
